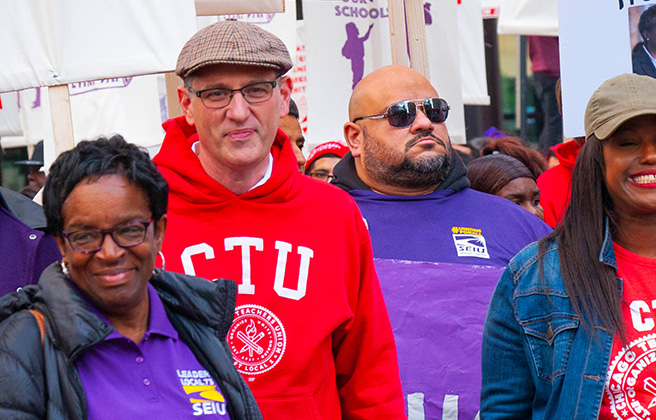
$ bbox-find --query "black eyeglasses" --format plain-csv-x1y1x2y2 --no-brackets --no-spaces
187,79,279,109
308,172,335,182
62,219,153,254
352,98,450,128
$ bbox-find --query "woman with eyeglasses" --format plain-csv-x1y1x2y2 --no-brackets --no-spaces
0,136,261,419
481,74,656,419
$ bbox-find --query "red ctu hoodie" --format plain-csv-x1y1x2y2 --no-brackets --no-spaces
153,116,406,420
537,140,582,227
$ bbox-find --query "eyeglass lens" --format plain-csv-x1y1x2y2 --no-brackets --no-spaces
200,81,275,108
387,98,449,128
66,221,149,252
310,172,334,181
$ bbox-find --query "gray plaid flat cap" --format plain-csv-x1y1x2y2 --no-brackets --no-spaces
176,20,293,78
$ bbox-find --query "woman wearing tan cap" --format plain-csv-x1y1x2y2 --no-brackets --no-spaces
481,73,656,419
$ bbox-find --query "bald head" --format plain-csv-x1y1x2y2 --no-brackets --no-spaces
343,65,451,196
349,65,438,121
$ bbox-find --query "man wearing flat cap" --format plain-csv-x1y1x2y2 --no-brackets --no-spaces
154,21,405,420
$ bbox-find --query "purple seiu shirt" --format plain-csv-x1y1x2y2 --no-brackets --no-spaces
76,284,231,419
350,187,552,266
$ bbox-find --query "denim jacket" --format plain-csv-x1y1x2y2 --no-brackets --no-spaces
480,224,619,419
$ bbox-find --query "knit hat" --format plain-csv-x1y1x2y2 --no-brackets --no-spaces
305,142,349,171
584,73,656,140
176,20,293,78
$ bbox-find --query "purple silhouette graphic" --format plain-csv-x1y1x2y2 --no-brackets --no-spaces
32,87,41,108
342,22,374,90
424,2,432,25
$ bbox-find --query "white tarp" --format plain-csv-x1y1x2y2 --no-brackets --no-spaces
0,0,197,93
458,0,490,105
497,0,558,36
302,0,467,144
559,0,636,138
195,0,284,15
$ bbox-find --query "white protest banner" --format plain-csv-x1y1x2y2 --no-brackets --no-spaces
302,0,466,144
559,0,637,138
68,76,165,148
424,0,466,143
14,89,55,150
0,93,22,138
7,75,165,168
195,0,284,15
458,0,490,105
290,21,310,140
0,0,197,93
498,0,558,36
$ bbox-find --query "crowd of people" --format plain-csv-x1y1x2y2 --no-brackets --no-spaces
1,19,656,420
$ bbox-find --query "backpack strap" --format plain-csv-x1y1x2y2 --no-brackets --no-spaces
28,309,45,347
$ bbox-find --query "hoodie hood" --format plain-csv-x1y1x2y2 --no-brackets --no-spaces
0,186,47,230
551,140,581,170
331,146,470,193
154,116,304,206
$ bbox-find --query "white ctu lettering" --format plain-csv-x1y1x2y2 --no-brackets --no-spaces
192,402,226,416
629,300,656,332
179,238,314,300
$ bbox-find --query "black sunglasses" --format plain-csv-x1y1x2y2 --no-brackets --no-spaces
352,98,450,128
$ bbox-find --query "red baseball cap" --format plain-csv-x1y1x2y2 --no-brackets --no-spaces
305,142,349,171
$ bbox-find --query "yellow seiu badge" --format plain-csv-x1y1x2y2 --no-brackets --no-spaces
451,226,490,259
177,369,228,416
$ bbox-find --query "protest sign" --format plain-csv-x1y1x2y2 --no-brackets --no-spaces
559,0,642,137
302,0,467,144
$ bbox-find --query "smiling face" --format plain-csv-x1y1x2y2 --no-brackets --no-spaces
179,64,292,183
56,174,166,319
496,177,544,220
603,114,656,219
344,66,451,195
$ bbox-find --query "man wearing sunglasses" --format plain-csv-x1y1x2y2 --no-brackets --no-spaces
333,65,551,420
154,21,405,420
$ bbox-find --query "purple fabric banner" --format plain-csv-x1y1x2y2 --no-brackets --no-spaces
375,258,505,420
